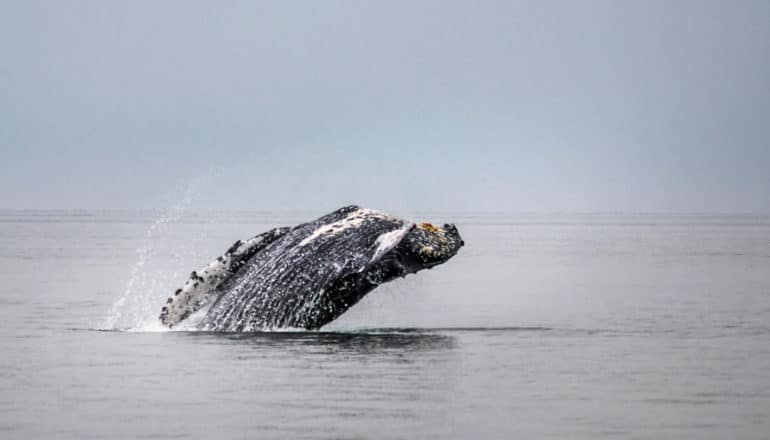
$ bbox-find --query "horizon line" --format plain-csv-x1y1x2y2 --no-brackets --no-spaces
1,207,769,216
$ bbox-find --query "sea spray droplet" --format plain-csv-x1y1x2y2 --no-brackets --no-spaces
101,184,198,331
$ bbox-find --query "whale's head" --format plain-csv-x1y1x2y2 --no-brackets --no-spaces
396,222,464,271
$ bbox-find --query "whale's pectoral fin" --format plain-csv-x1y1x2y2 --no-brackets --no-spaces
159,226,291,327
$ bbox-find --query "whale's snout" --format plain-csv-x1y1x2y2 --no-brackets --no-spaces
442,223,464,247
399,221,464,269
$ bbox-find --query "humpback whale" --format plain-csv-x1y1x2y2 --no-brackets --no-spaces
159,206,464,331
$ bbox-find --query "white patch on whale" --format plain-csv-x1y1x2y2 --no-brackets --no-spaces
369,222,414,265
298,208,396,247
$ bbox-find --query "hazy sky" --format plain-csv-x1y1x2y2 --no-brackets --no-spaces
1,0,768,213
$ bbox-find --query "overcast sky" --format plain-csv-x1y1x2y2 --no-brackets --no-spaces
1,0,768,213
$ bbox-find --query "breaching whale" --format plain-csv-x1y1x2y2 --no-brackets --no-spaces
159,205,464,331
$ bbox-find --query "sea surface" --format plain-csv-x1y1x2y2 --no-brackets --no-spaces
1,209,769,439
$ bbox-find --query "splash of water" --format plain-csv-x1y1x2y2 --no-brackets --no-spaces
101,184,198,331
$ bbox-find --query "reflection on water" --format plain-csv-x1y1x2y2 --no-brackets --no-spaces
182,330,458,353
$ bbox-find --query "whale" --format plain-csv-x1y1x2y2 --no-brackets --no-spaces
159,205,464,331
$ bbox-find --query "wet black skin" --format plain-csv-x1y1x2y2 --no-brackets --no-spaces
163,206,464,331
290,223,465,330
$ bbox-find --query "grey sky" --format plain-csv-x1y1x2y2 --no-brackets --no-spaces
1,0,768,213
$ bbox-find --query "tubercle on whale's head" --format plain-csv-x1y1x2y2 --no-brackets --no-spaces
400,221,464,268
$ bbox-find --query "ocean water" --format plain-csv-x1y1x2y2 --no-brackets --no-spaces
1,209,769,439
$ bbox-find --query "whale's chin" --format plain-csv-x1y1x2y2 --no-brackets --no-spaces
159,205,463,332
